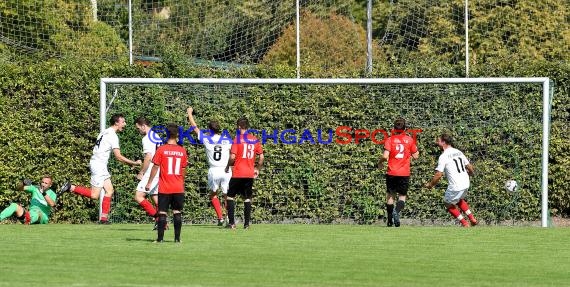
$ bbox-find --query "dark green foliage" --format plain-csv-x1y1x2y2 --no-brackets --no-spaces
0,59,568,223
0,0,568,223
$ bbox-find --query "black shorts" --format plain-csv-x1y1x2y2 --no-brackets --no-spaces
227,178,254,198
385,175,410,196
158,193,185,212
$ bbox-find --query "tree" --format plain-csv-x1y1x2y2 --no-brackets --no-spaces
263,11,386,77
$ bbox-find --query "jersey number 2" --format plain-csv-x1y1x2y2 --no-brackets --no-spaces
395,144,405,159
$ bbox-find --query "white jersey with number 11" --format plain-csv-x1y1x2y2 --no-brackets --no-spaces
436,147,471,192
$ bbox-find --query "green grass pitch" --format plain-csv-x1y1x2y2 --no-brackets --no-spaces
0,224,568,287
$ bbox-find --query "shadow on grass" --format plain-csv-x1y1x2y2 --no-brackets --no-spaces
111,228,143,231
185,224,225,229
125,238,155,242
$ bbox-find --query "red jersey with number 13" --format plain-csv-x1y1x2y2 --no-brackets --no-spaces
152,144,188,194
384,133,418,176
231,134,263,178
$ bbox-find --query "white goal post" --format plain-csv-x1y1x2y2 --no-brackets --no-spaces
100,77,552,227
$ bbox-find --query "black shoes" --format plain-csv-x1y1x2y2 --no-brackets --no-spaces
59,181,71,194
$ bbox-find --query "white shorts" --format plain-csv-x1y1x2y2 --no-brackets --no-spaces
444,188,469,204
90,162,111,188
207,167,232,194
136,169,159,195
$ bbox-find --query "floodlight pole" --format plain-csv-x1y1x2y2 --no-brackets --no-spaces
296,0,300,79
128,0,133,65
465,0,469,77
366,0,373,76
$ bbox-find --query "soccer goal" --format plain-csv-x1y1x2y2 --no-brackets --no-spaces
100,78,553,227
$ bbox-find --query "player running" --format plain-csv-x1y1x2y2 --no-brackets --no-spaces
60,114,141,223
425,133,478,227
187,107,232,226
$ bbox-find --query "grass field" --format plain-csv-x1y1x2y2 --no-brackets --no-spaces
0,224,568,287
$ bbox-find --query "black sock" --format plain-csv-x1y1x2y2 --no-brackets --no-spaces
227,200,235,225
173,213,182,241
396,200,405,213
157,214,167,241
386,204,394,223
17,213,26,224
244,201,252,227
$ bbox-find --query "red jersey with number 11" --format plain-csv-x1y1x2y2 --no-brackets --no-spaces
231,134,263,178
384,133,417,176
152,144,188,194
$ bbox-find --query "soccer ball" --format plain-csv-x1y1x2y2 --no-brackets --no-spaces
504,180,518,192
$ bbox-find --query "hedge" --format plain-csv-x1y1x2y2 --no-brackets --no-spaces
0,58,568,224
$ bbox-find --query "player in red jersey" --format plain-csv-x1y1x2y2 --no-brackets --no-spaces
146,123,188,243
378,118,419,227
224,117,264,229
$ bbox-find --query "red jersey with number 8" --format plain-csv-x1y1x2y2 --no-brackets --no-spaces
384,133,417,176
231,134,263,178
152,144,188,194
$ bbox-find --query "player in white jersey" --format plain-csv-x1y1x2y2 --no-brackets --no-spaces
134,116,161,227
187,107,232,226
425,133,478,227
60,114,141,223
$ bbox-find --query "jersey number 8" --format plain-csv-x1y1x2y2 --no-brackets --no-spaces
213,145,222,161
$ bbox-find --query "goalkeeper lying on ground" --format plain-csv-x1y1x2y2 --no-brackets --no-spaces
0,175,57,224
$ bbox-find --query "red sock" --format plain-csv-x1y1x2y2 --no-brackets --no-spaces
139,199,157,217
100,196,111,221
211,196,223,220
24,211,31,225
447,205,469,227
73,186,92,197
457,199,477,223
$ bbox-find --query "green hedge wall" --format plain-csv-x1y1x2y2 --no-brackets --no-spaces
0,59,568,224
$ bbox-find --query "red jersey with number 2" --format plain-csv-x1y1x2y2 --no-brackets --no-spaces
152,144,188,194
231,134,263,178
384,133,418,176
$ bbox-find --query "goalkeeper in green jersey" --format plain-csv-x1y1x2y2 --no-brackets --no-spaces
0,175,57,224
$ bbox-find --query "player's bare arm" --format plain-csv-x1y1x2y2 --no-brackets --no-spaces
225,153,236,173
254,153,264,178
113,148,142,166
378,150,389,169
411,150,420,160
137,152,153,180
425,171,444,188
466,164,475,176
42,190,56,207
17,179,32,191
186,107,199,134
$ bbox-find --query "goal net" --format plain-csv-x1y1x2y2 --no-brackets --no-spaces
100,78,552,226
